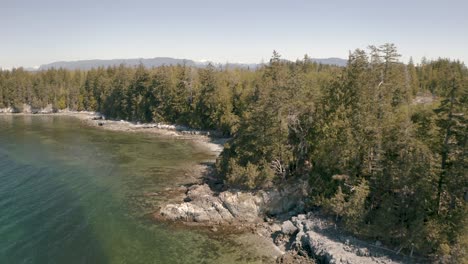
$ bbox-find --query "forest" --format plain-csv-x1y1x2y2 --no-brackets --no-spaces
0,44,466,261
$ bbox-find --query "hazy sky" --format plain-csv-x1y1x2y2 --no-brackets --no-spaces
1,0,467,69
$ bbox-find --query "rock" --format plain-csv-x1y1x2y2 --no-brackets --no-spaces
0,107,14,113
159,180,310,226
159,179,403,264
218,191,264,222
357,248,370,257
281,220,298,235
275,251,315,264
160,184,238,224
375,240,382,247
37,104,54,113
270,223,282,233
303,220,316,231
295,222,304,232
187,184,212,200
22,104,32,113
160,203,187,221
294,231,305,249
274,233,288,246
263,183,306,216
343,245,352,252
297,226,401,264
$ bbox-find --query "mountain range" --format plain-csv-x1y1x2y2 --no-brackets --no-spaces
36,57,347,71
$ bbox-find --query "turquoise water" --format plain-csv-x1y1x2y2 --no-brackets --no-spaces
0,115,270,264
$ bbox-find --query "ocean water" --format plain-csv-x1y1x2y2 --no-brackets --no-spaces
0,115,270,264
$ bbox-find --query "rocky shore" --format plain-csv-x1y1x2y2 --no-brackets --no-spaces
159,182,308,224
78,113,227,154
157,180,415,264
272,214,407,264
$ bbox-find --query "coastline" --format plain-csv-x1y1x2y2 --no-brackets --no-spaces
1,111,412,263
0,111,226,156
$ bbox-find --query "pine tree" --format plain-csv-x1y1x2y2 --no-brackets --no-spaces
408,57,420,96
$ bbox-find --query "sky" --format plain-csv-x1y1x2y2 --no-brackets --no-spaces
1,0,467,69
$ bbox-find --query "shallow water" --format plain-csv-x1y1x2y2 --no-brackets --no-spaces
0,115,271,264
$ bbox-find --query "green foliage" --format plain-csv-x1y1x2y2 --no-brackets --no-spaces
325,179,370,233
326,186,346,219
224,158,274,189
344,180,370,232
296,46,465,257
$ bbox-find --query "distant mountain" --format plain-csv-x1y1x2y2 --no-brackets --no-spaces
311,57,347,67
37,57,347,71
197,61,260,69
24,67,39,72
38,57,198,71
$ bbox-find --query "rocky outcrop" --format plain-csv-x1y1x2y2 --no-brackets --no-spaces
159,184,264,223
218,190,268,221
0,107,14,113
273,213,405,264
160,184,235,223
158,180,406,263
159,181,308,224
37,104,54,113
24,104,55,114
157,184,410,264
22,104,32,113
0,104,55,114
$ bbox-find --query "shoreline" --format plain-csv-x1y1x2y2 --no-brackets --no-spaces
0,111,227,156
1,111,411,263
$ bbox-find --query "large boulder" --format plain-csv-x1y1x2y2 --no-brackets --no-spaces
218,191,266,222
262,180,308,216
281,220,298,235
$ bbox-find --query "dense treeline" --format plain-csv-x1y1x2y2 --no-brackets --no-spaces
218,46,466,261
0,44,466,261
